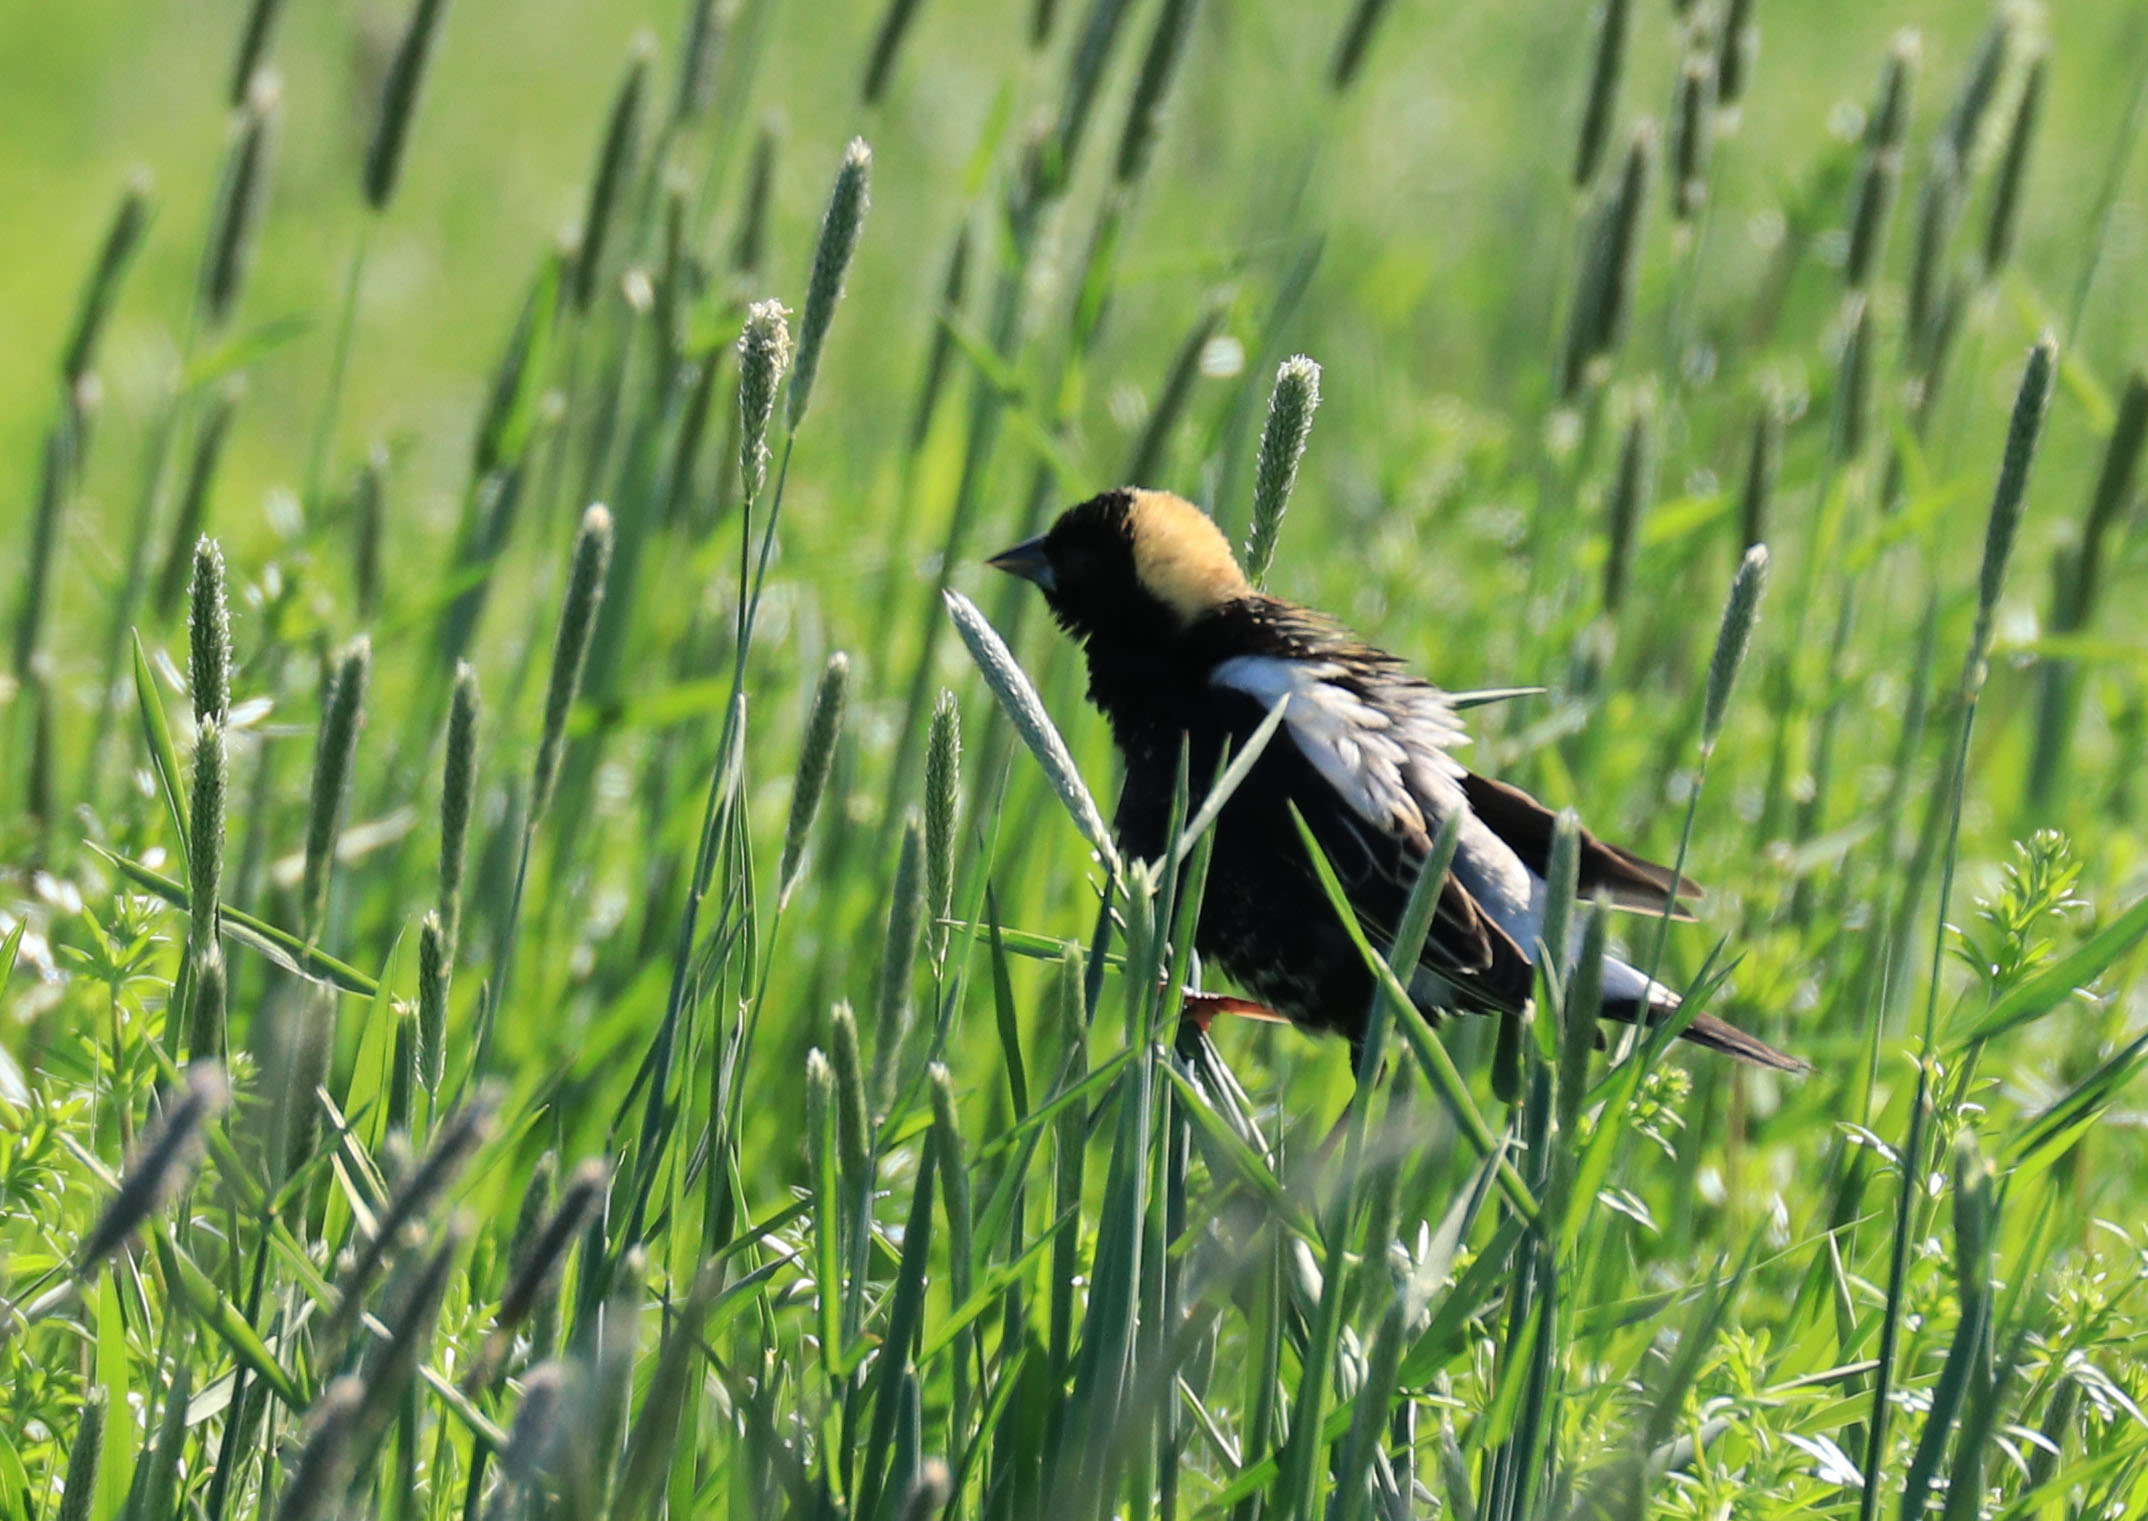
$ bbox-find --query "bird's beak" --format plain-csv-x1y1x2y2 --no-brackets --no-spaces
986,535,1055,591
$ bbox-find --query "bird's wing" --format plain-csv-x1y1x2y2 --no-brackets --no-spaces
1210,655,1533,1014
1457,771,1702,919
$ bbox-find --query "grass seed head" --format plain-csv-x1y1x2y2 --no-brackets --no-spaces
779,651,849,903
1604,406,1654,614
501,1361,574,1487
898,1459,955,1521
1668,48,1717,222
1968,334,2056,683
1905,144,1962,362
2083,370,2148,554
1982,52,2044,278
1114,0,1199,185
1562,119,1654,396
62,170,153,388
830,1001,870,1182
302,635,372,936
76,1064,229,1275
55,1388,106,1521
1950,1130,1996,1287
363,0,451,210
499,1159,606,1332
873,814,927,1107
925,690,962,962
864,0,929,104
733,118,780,274
1246,354,1322,588
1738,390,1781,552
187,536,232,726
200,71,280,329
1704,544,1770,750
1844,37,1917,291
674,0,730,123
1573,0,1632,186
1330,0,1397,92
275,1378,365,1521
351,447,386,618
227,0,290,107
335,1084,496,1332
1713,0,1757,107
1942,11,2012,170
531,505,614,824
440,661,481,946
944,590,1119,873
572,39,651,313
1833,297,1873,463
787,138,873,432
738,299,793,503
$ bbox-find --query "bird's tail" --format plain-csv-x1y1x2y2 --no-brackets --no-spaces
1600,975,1808,1073
1598,949,1812,1069
1667,1008,1808,1072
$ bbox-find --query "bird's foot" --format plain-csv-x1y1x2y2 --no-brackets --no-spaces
1179,990,1292,1036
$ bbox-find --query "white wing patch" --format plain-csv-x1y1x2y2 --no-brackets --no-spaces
1211,655,1468,844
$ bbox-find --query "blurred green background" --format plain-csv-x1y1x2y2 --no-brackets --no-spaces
8,0,2142,609
8,0,2148,1512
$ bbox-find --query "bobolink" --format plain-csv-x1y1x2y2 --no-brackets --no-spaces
989,487,1802,1073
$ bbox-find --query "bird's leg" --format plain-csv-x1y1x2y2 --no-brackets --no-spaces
1178,989,1292,1036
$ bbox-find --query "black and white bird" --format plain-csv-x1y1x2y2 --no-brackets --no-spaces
988,487,1802,1072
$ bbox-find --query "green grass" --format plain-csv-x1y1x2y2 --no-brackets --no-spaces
6,0,2148,1516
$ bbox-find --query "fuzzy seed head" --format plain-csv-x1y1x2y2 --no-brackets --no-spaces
1603,409,1654,614
1738,392,1782,552
1573,0,1631,186
200,73,280,328
1969,335,2056,682
872,815,927,1107
1704,544,1770,748
363,0,451,210
779,651,849,902
828,1002,870,1183
786,138,873,432
1246,355,1322,588
1714,0,1757,106
77,1064,229,1275
189,538,231,725
440,662,480,948
737,299,792,503
64,172,154,388
943,590,1118,873
572,42,650,312
1668,50,1716,221
1983,53,2044,278
1114,0,1199,185
302,636,371,936
531,506,614,823
924,690,962,961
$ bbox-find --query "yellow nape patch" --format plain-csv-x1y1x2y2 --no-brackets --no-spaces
1127,489,1249,623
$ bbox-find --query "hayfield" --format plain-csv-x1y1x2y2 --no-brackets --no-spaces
4,0,2148,1516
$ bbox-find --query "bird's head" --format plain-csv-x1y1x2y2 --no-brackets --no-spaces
987,488,1249,645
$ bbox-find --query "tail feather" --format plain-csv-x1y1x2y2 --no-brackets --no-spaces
1671,1010,1809,1073
1601,994,1809,1073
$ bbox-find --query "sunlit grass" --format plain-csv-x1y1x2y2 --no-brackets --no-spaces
5,2,2148,1518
